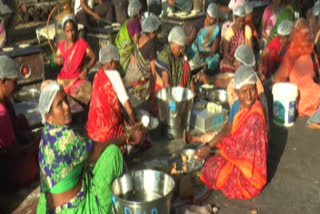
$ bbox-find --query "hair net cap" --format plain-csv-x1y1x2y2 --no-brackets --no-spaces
168,26,187,46
39,82,63,124
0,55,19,79
207,3,219,18
234,45,256,67
313,3,320,17
234,65,257,90
277,20,293,36
128,0,142,18
99,44,120,64
141,16,160,33
244,2,253,15
233,5,246,17
62,14,76,28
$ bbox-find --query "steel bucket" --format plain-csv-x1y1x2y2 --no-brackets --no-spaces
155,87,195,139
112,169,175,214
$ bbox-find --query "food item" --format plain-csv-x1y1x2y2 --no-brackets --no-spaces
182,163,188,173
181,155,188,163
201,84,214,89
179,175,194,199
207,102,222,114
141,115,150,128
171,162,177,175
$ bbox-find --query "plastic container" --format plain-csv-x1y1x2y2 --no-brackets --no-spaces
272,83,298,127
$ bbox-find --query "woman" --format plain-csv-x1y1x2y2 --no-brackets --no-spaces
54,14,97,106
187,65,268,200
115,0,142,76
187,3,221,76
87,45,138,145
261,0,281,44
312,3,320,55
124,15,161,101
258,20,292,82
274,19,320,129
0,56,39,190
37,82,143,213
220,5,253,73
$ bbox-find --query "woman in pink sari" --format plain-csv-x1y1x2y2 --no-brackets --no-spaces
54,14,96,106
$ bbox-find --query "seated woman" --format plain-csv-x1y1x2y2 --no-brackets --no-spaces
186,3,221,76
115,0,142,76
124,15,161,101
261,0,280,45
54,14,97,106
258,20,292,82
0,56,39,190
220,5,253,73
156,26,194,91
161,0,192,17
186,65,268,200
274,18,320,129
37,82,143,213
87,45,139,147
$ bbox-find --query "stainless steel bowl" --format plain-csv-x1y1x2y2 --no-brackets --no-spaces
206,89,229,108
14,88,40,102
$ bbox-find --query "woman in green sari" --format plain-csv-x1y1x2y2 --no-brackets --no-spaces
37,82,143,214
115,0,142,76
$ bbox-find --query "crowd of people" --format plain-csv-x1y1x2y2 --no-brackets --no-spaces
1,0,320,213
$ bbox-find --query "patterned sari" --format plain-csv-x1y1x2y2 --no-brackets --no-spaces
187,23,220,75
201,101,268,200
37,123,123,214
57,38,92,105
87,69,123,143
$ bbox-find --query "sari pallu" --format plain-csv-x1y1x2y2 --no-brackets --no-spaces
201,101,268,200
187,24,220,74
220,28,246,73
124,40,152,100
57,38,92,105
87,69,123,143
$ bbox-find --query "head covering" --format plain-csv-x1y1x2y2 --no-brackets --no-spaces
277,20,293,36
0,55,19,79
234,65,257,90
99,44,120,64
39,82,63,124
128,0,142,18
207,3,219,18
233,5,246,17
62,14,77,29
313,3,320,17
141,16,160,33
168,26,187,46
234,45,256,67
244,2,253,15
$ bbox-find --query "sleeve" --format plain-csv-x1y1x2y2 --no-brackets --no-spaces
224,27,234,42
262,6,271,23
106,71,129,106
266,37,280,57
228,100,240,124
0,105,15,149
245,25,252,41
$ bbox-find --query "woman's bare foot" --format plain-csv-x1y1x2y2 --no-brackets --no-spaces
309,123,320,129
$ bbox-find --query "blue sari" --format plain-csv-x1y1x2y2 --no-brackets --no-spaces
187,23,220,75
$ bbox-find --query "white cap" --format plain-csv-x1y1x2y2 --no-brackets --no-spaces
207,3,219,18
277,20,293,36
168,26,187,46
234,45,256,67
244,2,253,15
128,0,142,18
99,44,120,64
234,65,257,90
313,3,320,17
233,5,246,17
141,15,160,33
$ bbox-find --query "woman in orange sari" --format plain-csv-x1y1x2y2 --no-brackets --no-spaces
274,18,320,129
54,14,96,106
187,65,268,199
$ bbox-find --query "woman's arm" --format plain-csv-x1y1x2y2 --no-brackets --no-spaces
258,48,270,82
123,100,137,124
85,46,97,70
80,0,100,19
162,71,170,88
223,39,233,62
54,49,64,66
261,20,268,41
187,28,197,47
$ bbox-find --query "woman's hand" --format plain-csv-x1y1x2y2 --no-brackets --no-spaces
79,70,87,80
92,13,100,20
54,56,64,65
128,124,144,145
195,145,211,161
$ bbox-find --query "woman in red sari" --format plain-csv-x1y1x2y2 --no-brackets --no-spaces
187,65,268,200
54,14,96,106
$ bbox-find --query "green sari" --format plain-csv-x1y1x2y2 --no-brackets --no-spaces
37,123,123,214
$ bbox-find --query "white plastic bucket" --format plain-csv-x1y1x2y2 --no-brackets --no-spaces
272,83,298,127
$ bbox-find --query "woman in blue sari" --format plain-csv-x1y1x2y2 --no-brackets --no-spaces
187,3,221,76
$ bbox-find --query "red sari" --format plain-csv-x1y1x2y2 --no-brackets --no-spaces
201,101,268,200
87,69,123,142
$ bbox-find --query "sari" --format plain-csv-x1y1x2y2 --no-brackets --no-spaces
266,1,296,44
0,23,6,48
115,19,134,77
57,38,92,105
187,23,220,75
37,123,123,214
87,69,123,143
201,101,268,200
157,45,190,88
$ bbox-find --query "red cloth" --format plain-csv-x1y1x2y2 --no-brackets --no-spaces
87,69,123,142
263,36,283,78
201,101,268,200
57,38,88,80
180,62,190,87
